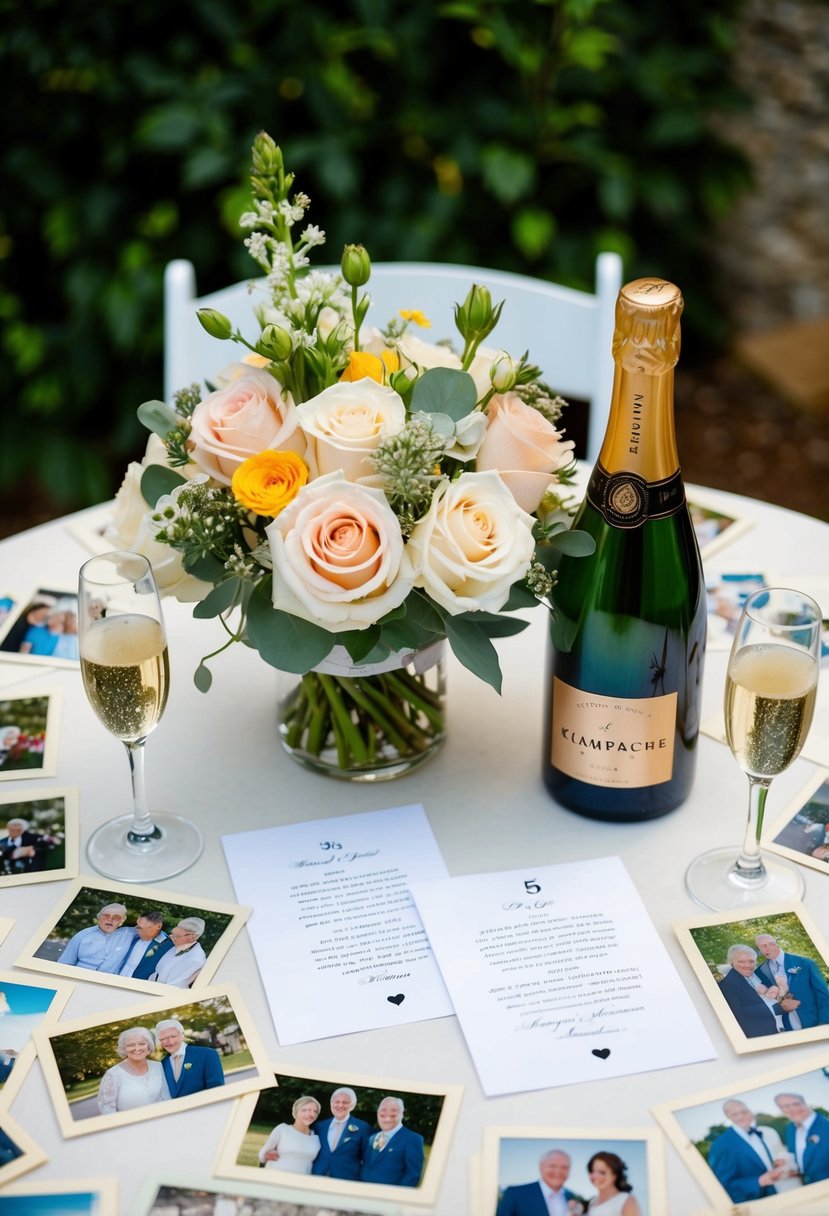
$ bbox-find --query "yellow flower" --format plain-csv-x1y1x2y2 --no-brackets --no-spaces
339,349,400,383
241,352,273,369
399,309,431,329
231,450,309,516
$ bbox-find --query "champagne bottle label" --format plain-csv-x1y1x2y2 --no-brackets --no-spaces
586,464,685,529
550,677,677,788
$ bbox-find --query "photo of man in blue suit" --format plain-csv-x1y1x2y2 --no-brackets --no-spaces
708,1098,796,1202
312,1086,371,1180
360,1096,424,1188
496,1149,577,1216
155,1017,225,1098
775,1092,829,1186
755,933,829,1030
117,911,173,980
718,945,781,1038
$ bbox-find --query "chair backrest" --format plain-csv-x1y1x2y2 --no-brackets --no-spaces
164,254,623,463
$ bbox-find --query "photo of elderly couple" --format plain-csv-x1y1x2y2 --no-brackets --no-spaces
237,1076,445,1191
46,995,256,1122
690,912,829,1041
26,882,239,989
495,1137,651,1216
0,695,52,778
0,588,80,664
0,794,68,882
668,1065,829,1206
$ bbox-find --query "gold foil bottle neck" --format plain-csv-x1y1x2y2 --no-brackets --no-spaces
612,277,683,371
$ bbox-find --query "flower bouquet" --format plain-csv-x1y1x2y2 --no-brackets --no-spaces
108,132,593,779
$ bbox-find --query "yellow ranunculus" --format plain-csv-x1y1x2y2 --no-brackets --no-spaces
231,450,309,517
339,350,398,383
399,309,431,329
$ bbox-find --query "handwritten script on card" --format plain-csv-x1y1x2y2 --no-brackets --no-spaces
222,804,453,1044
412,857,714,1095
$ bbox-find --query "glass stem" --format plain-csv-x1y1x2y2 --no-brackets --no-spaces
124,740,162,844
733,775,771,879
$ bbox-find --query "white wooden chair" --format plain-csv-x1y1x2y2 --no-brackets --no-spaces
164,253,623,463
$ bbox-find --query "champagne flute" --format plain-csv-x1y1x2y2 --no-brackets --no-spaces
78,551,203,882
686,586,821,911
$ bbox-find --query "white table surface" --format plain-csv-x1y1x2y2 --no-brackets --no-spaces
2,468,829,1215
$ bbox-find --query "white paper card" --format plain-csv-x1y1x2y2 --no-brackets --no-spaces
411,856,715,1096
222,803,453,1044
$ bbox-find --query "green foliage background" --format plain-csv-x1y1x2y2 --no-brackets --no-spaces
691,911,829,984
0,0,750,515
41,884,231,953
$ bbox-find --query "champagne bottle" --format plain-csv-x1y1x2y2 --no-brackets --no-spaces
543,277,706,820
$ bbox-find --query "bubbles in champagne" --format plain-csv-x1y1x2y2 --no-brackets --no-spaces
81,615,169,742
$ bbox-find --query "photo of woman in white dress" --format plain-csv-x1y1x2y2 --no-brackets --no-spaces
96,1025,170,1114
586,1151,642,1215
258,1094,322,1173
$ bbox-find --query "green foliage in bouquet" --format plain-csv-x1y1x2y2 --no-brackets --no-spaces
114,132,594,706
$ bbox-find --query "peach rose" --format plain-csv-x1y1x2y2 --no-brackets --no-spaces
476,392,575,512
188,367,304,484
265,472,413,630
407,470,536,615
296,380,406,481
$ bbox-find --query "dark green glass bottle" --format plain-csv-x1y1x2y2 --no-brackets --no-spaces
543,278,706,820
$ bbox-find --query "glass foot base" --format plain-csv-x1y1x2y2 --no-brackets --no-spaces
685,846,805,912
86,813,203,883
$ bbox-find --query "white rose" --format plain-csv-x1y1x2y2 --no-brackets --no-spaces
266,472,414,631
105,434,199,548
188,367,304,484
212,355,273,388
407,470,536,615
397,332,462,373
296,380,406,481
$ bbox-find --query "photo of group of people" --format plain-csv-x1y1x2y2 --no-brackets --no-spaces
0,691,60,780
676,906,829,1050
0,971,71,1105
16,878,248,993
766,771,829,875
482,1128,662,1216
655,1057,829,1211
0,788,76,887
215,1067,461,1205
34,986,271,1136
0,587,81,666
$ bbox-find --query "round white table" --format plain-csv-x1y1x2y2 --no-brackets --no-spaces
1,471,828,1215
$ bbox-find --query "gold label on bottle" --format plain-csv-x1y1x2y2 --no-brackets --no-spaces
551,678,677,788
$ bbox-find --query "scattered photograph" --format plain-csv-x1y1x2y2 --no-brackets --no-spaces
688,494,753,561
16,876,248,993
765,770,829,876
214,1063,463,1207
0,786,78,888
481,1125,665,1216
64,506,117,559
0,1108,47,1187
0,969,73,1107
0,687,61,781
0,585,81,668
652,1050,829,1213
674,903,829,1053
0,1177,118,1215
134,1177,397,1216
33,983,273,1138
705,572,766,650
0,595,16,631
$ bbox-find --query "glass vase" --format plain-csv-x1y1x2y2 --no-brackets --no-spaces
277,641,447,781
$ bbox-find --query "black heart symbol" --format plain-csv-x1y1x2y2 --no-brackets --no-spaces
387,993,405,1006
592,1048,611,1059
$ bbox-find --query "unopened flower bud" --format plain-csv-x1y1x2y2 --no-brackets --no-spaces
258,323,293,361
252,131,282,177
490,352,517,393
462,284,492,333
197,308,233,340
341,243,371,288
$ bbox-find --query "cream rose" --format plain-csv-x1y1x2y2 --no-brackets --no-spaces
296,380,406,481
265,472,413,630
188,367,304,485
476,392,575,512
212,355,273,388
396,332,462,373
407,470,536,615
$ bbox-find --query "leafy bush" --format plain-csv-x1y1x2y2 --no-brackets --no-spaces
0,0,750,514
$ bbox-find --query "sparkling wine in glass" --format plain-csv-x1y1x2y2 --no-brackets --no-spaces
79,551,202,882
685,586,821,911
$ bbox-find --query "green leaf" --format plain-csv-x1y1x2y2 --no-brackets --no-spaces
550,528,596,557
403,590,447,634
443,616,503,693
503,583,538,610
193,663,213,693
410,367,477,421
246,579,334,673
378,619,443,653
342,626,382,663
140,465,186,508
183,553,226,583
137,399,179,438
455,610,530,638
192,578,242,619
549,611,579,653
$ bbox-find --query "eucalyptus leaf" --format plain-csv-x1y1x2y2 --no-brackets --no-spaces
410,367,477,422
549,611,579,653
183,552,226,583
246,580,334,672
140,465,186,508
550,528,596,557
191,578,242,619
503,583,539,610
193,662,213,693
403,590,446,634
419,411,455,438
342,626,382,663
137,399,179,438
444,616,503,693
456,611,530,638
379,619,443,653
